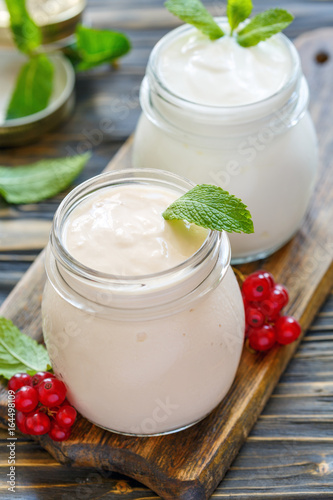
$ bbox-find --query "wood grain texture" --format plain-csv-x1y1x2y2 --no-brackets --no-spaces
0,23,333,500
0,1,333,498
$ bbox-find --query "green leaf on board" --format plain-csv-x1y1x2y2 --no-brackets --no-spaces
5,0,42,54
0,153,90,204
227,0,253,33
165,0,224,40
237,8,294,47
73,25,131,71
163,184,254,234
6,54,54,121
0,317,50,380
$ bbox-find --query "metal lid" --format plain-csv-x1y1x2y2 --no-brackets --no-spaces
0,0,86,47
0,49,75,147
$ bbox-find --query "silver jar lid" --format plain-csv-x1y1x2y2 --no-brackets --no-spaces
0,49,75,147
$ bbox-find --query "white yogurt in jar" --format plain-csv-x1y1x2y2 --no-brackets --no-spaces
133,20,318,263
158,30,293,106
42,170,245,435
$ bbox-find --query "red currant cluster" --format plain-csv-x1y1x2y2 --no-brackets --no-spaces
8,372,76,441
242,270,301,352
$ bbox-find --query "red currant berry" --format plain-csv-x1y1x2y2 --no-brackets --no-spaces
246,307,265,329
248,325,276,352
8,373,32,392
253,270,275,288
260,299,281,321
38,378,67,407
49,421,71,442
26,411,51,436
276,316,301,345
31,371,55,388
242,272,273,302
16,411,28,434
269,284,289,310
56,406,77,428
15,386,39,413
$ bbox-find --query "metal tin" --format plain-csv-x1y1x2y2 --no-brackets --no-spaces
0,49,75,147
0,0,86,47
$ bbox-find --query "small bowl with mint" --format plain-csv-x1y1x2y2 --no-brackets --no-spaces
0,0,131,147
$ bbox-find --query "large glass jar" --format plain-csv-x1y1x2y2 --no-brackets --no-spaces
42,169,245,436
132,21,318,263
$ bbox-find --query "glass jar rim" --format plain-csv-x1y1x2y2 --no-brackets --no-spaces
148,17,301,115
50,168,230,286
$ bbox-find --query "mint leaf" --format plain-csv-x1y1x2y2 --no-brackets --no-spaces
0,153,90,204
73,25,131,71
237,8,294,47
5,0,41,54
163,184,254,234
0,318,50,380
6,54,54,121
227,0,253,33
165,0,224,40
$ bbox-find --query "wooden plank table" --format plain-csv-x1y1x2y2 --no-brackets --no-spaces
0,1,333,498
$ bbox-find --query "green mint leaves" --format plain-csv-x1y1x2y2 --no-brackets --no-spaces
5,0,53,121
6,55,54,121
0,153,90,204
164,0,293,47
163,184,254,234
227,0,253,34
237,9,294,47
165,0,225,40
0,317,51,380
5,0,41,54
73,25,131,72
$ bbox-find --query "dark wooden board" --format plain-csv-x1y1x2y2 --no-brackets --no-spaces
0,22,333,500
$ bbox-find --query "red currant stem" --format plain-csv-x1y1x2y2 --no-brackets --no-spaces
38,404,60,418
244,338,258,354
232,266,247,284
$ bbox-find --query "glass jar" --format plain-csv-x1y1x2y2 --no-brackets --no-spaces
42,169,245,436
132,21,318,264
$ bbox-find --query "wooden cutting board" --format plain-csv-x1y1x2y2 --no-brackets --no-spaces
0,29,332,500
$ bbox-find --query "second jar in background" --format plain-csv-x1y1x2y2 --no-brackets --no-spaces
133,20,318,264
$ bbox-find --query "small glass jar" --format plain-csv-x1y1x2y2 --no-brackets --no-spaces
132,21,318,264
42,169,245,436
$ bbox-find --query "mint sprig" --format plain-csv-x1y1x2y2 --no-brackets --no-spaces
72,25,131,72
237,9,294,47
5,0,41,54
164,0,294,47
227,0,253,34
6,54,54,121
0,153,90,204
0,318,51,380
165,0,225,40
163,184,254,234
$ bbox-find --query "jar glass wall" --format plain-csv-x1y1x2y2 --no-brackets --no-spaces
42,169,245,436
132,21,318,263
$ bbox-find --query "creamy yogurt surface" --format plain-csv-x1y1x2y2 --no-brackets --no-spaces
63,184,208,276
157,29,293,106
